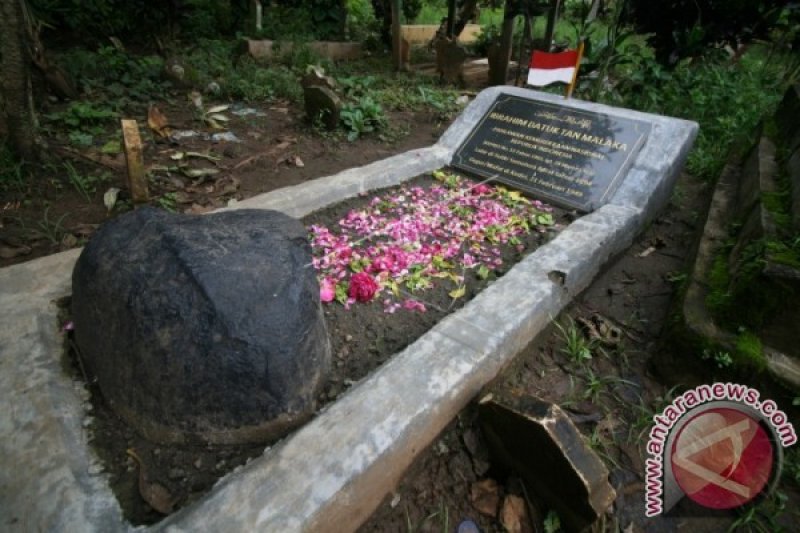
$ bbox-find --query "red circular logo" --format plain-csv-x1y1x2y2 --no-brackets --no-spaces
670,407,774,510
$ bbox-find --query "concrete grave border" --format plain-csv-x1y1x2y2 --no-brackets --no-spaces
0,87,697,532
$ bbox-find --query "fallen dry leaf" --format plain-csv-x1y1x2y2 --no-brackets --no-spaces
103,187,120,212
281,154,304,167
470,478,500,517
181,167,219,179
147,105,172,138
0,243,32,259
214,176,240,196
500,494,531,533
60,233,79,250
637,246,656,258
172,191,193,204
189,90,203,110
597,414,621,436
127,448,178,515
71,224,98,238
185,204,215,214
108,36,125,52
167,176,187,190
232,137,297,171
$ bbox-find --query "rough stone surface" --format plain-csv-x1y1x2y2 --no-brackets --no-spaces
0,87,697,532
304,85,341,130
478,392,616,532
71,207,330,445
435,38,467,85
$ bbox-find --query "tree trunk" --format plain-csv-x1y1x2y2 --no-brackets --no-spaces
0,0,37,160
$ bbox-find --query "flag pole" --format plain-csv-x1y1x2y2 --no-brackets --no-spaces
565,40,585,99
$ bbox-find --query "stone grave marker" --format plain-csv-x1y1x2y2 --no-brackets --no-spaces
452,93,652,212
71,207,331,445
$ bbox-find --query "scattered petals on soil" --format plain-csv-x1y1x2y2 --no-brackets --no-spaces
308,170,556,313
320,277,336,302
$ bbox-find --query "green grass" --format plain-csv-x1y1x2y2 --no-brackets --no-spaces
0,144,27,194
735,329,766,372
412,5,503,26
554,317,594,364
412,5,582,49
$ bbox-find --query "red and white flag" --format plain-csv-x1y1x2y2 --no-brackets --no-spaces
527,49,580,87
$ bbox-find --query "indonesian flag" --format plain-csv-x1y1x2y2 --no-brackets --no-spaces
527,49,580,87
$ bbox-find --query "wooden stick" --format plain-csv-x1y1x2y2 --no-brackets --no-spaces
121,119,149,205
391,0,403,71
565,40,585,99
54,146,123,171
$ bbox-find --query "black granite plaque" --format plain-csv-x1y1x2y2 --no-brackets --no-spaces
451,94,651,212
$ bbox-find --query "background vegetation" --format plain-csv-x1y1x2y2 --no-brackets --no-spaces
1,0,799,181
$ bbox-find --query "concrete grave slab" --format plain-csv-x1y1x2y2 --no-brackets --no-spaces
0,87,697,532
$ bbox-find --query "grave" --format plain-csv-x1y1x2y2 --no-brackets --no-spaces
451,94,651,212
0,86,696,531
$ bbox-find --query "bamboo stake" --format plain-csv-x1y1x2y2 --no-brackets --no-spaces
121,119,149,205
565,40,585,99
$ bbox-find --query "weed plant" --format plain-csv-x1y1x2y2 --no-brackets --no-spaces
0,145,27,194
63,162,109,202
554,317,595,364
594,46,786,181
35,206,69,245
561,3,788,183
43,101,118,147
340,97,388,141
60,46,168,106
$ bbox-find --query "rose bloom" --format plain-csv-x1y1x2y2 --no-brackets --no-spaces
319,278,335,303
348,272,379,302
471,184,492,195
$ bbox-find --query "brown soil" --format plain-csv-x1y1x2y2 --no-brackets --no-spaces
0,99,447,268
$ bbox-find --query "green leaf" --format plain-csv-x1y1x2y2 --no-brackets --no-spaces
389,281,400,297
100,139,121,154
335,283,348,305
477,265,490,280
448,285,466,299
69,131,94,146
432,255,454,270
349,258,365,273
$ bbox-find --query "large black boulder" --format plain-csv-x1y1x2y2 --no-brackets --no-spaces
71,207,330,445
